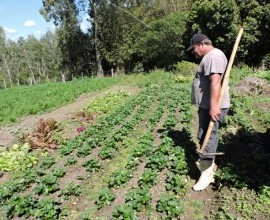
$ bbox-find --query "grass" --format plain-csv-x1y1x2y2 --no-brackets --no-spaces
0,69,170,125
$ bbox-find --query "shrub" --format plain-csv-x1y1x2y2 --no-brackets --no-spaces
174,61,197,76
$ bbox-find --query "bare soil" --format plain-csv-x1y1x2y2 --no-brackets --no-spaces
233,77,270,96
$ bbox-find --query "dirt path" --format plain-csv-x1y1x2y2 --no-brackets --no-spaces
0,85,140,147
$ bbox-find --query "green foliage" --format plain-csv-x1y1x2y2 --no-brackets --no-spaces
138,169,158,187
40,155,56,169
135,11,188,69
108,170,131,188
0,76,120,124
174,61,197,77
83,159,102,172
125,187,152,212
112,204,136,220
258,186,270,206
146,151,169,170
85,90,130,114
255,70,270,81
34,198,61,220
156,195,185,219
211,187,270,219
6,195,36,219
60,183,82,199
187,0,239,56
230,65,254,82
166,172,188,195
65,157,77,166
95,188,116,209
0,143,37,171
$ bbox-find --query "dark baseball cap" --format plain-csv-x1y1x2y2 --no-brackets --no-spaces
186,33,209,51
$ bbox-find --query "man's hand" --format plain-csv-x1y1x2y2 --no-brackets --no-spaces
209,107,221,121
209,73,222,121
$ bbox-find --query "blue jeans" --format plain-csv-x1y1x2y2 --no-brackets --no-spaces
197,108,229,160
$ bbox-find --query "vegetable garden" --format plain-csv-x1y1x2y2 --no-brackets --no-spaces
0,69,269,219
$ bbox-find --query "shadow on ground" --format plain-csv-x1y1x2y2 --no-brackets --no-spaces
157,127,200,180
158,125,270,191
161,126,270,192
217,127,270,190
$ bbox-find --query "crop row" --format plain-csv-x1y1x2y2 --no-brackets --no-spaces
0,82,194,219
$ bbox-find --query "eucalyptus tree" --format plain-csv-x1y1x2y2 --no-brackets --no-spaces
6,39,26,85
88,0,104,77
39,31,61,81
0,26,13,87
41,0,93,78
17,37,37,85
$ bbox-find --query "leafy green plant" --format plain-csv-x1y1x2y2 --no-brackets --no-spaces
174,61,197,77
125,187,152,212
156,195,184,218
112,204,136,220
40,155,55,169
108,170,131,188
95,188,116,209
99,146,114,159
51,167,66,178
6,195,36,218
166,172,188,195
83,159,102,172
76,145,93,157
138,169,158,187
146,152,169,170
0,143,37,171
65,157,77,166
34,198,61,220
85,90,130,114
60,183,82,199
33,170,64,195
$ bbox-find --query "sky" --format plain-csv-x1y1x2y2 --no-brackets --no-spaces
0,0,89,41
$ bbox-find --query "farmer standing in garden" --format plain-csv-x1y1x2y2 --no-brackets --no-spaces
187,33,230,191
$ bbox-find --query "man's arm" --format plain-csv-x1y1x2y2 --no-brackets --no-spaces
209,73,221,121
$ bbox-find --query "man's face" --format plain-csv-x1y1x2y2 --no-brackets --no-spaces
191,43,204,60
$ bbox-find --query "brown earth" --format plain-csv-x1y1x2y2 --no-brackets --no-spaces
233,77,270,96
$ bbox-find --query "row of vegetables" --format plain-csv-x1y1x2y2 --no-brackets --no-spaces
0,82,195,219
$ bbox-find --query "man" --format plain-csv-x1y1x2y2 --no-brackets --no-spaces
187,33,229,191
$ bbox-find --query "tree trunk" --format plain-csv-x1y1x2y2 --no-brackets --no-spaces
3,79,6,89
23,47,36,85
94,4,104,78
2,54,13,87
116,64,125,76
61,73,66,82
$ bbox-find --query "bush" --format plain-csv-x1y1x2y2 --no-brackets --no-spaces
174,61,197,76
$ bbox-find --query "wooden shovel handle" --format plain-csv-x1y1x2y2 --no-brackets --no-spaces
198,27,244,156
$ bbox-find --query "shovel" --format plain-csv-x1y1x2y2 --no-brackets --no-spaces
197,27,244,157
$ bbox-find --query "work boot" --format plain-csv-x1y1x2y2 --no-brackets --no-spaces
192,160,217,191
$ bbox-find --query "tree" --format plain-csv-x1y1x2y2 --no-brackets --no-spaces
89,0,104,77
186,0,240,58
41,0,93,78
134,12,188,70
0,27,13,87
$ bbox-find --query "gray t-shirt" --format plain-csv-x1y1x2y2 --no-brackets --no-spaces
191,48,230,109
